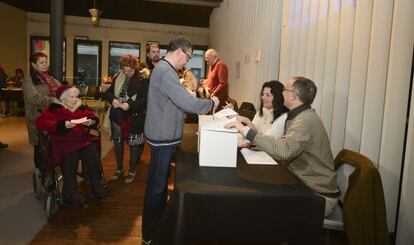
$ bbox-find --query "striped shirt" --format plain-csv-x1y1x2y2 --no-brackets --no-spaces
246,105,339,196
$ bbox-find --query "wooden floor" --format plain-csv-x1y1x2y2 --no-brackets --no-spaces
30,132,348,245
31,144,155,244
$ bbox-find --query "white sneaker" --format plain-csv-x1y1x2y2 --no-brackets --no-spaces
124,172,136,184
110,169,123,180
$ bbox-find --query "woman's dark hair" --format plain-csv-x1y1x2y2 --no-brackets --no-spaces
259,80,289,122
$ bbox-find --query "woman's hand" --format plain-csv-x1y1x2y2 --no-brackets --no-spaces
224,120,245,134
238,141,251,148
65,121,76,128
120,102,129,111
112,99,121,108
82,119,94,126
228,115,256,132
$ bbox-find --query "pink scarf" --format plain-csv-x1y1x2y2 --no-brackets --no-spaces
38,72,58,97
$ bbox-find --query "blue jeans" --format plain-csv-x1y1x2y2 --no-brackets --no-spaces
142,144,176,241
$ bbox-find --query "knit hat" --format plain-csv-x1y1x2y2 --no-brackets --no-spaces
55,85,73,100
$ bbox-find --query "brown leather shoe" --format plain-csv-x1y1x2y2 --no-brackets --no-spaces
0,141,8,149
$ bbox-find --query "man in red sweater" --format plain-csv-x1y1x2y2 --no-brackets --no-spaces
198,49,228,110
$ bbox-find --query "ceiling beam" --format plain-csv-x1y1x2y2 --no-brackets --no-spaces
144,0,221,8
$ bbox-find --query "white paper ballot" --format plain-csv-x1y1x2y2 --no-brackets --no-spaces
70,117,89,124
203,117,238,133
240,148,278,165
213,108,238,119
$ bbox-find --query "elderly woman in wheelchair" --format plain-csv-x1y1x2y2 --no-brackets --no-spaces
36,85,106,204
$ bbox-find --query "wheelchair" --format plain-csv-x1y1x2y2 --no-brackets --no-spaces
32,127,107,218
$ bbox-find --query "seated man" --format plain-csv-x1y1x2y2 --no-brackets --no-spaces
7,68,24,88
226,76,339,217
36,85,106,204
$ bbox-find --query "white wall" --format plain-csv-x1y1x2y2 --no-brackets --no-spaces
208,0,414,238
209,0,283,108
278,0,414,235
26,12,209,83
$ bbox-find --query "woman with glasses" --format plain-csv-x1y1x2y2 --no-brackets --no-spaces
105,54,149,184
232,80,288,147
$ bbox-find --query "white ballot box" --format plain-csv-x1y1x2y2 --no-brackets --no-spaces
198,115,238,167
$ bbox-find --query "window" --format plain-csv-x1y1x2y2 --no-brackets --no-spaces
73,39,102,86
108,41,140,76
30,36,66,76
160,45,207,86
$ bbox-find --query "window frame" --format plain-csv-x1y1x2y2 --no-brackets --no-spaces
108,41,141,76
73,39,102,86
30,35,67,77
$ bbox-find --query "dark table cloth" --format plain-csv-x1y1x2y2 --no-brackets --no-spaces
152,131,325,245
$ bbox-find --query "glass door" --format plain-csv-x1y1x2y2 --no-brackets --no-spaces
73,39,102,86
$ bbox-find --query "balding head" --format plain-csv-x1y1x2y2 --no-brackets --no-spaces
205,49,218,66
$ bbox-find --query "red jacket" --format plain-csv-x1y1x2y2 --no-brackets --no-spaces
36,103,99,166
205,59,228,104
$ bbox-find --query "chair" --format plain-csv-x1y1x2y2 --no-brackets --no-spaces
324,149,389,245
323,161,355,242
237,102,256,120
82,85,105,115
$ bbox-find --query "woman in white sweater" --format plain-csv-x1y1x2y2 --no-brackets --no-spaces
235,80,288,146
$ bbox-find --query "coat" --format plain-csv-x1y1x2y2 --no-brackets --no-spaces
36,103,99,166
335,149,389,245
22,71,60,145
106,69,148,139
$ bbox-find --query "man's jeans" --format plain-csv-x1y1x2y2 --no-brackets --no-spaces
142,144,176,241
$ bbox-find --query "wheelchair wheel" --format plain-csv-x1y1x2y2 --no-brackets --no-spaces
32,168,44,198
45,192,58,218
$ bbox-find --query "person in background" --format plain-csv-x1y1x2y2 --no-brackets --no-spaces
145,43,160,73
106,54,149,184
231,80,289,147
0,64,7,143
7,68,24,88
226,76,339,217
0,65,8,117
197,48,228,110
100,74,113,93
36,85,106,204
0,65,7,88
22,52,60,173
178,66,197,95
142,37,219,244
1,68,25,116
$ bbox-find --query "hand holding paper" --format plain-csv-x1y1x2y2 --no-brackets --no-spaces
211,96,219,110
70,117,90,125
224,118,244,134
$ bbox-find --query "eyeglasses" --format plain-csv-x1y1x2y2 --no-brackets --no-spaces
181,48,192,61
283,88,297,95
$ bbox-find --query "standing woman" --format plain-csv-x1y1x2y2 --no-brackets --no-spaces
106,54,149,184
22,52,60,172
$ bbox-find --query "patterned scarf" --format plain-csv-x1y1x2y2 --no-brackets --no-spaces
38,72,58,97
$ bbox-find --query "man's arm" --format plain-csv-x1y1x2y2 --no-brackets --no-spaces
250,115,311,161
158,72,214,114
